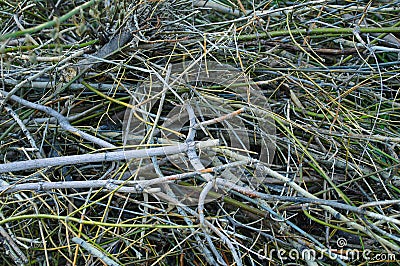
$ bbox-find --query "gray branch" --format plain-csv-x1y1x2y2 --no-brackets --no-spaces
1,90,115,149
72,237,120,266
0,140,218,173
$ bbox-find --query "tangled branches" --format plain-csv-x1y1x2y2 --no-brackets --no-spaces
1,0,400,265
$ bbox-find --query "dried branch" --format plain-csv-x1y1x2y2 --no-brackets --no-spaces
0,139,219,173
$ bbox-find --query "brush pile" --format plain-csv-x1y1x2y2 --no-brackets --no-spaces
1,1,400,265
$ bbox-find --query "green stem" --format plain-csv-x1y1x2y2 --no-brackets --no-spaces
238,26,400,41
275,117,352,204
303,208,363,236
0,214,198,229
0,0,97,41
1,40,98,54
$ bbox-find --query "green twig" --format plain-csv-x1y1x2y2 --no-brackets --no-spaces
0,0,97,41
0,40,98,54
238,27,400,41
0,214,199,229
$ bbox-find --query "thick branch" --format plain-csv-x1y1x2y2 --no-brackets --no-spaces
0,140,219,173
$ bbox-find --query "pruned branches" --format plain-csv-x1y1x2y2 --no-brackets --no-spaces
1,0,400,265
